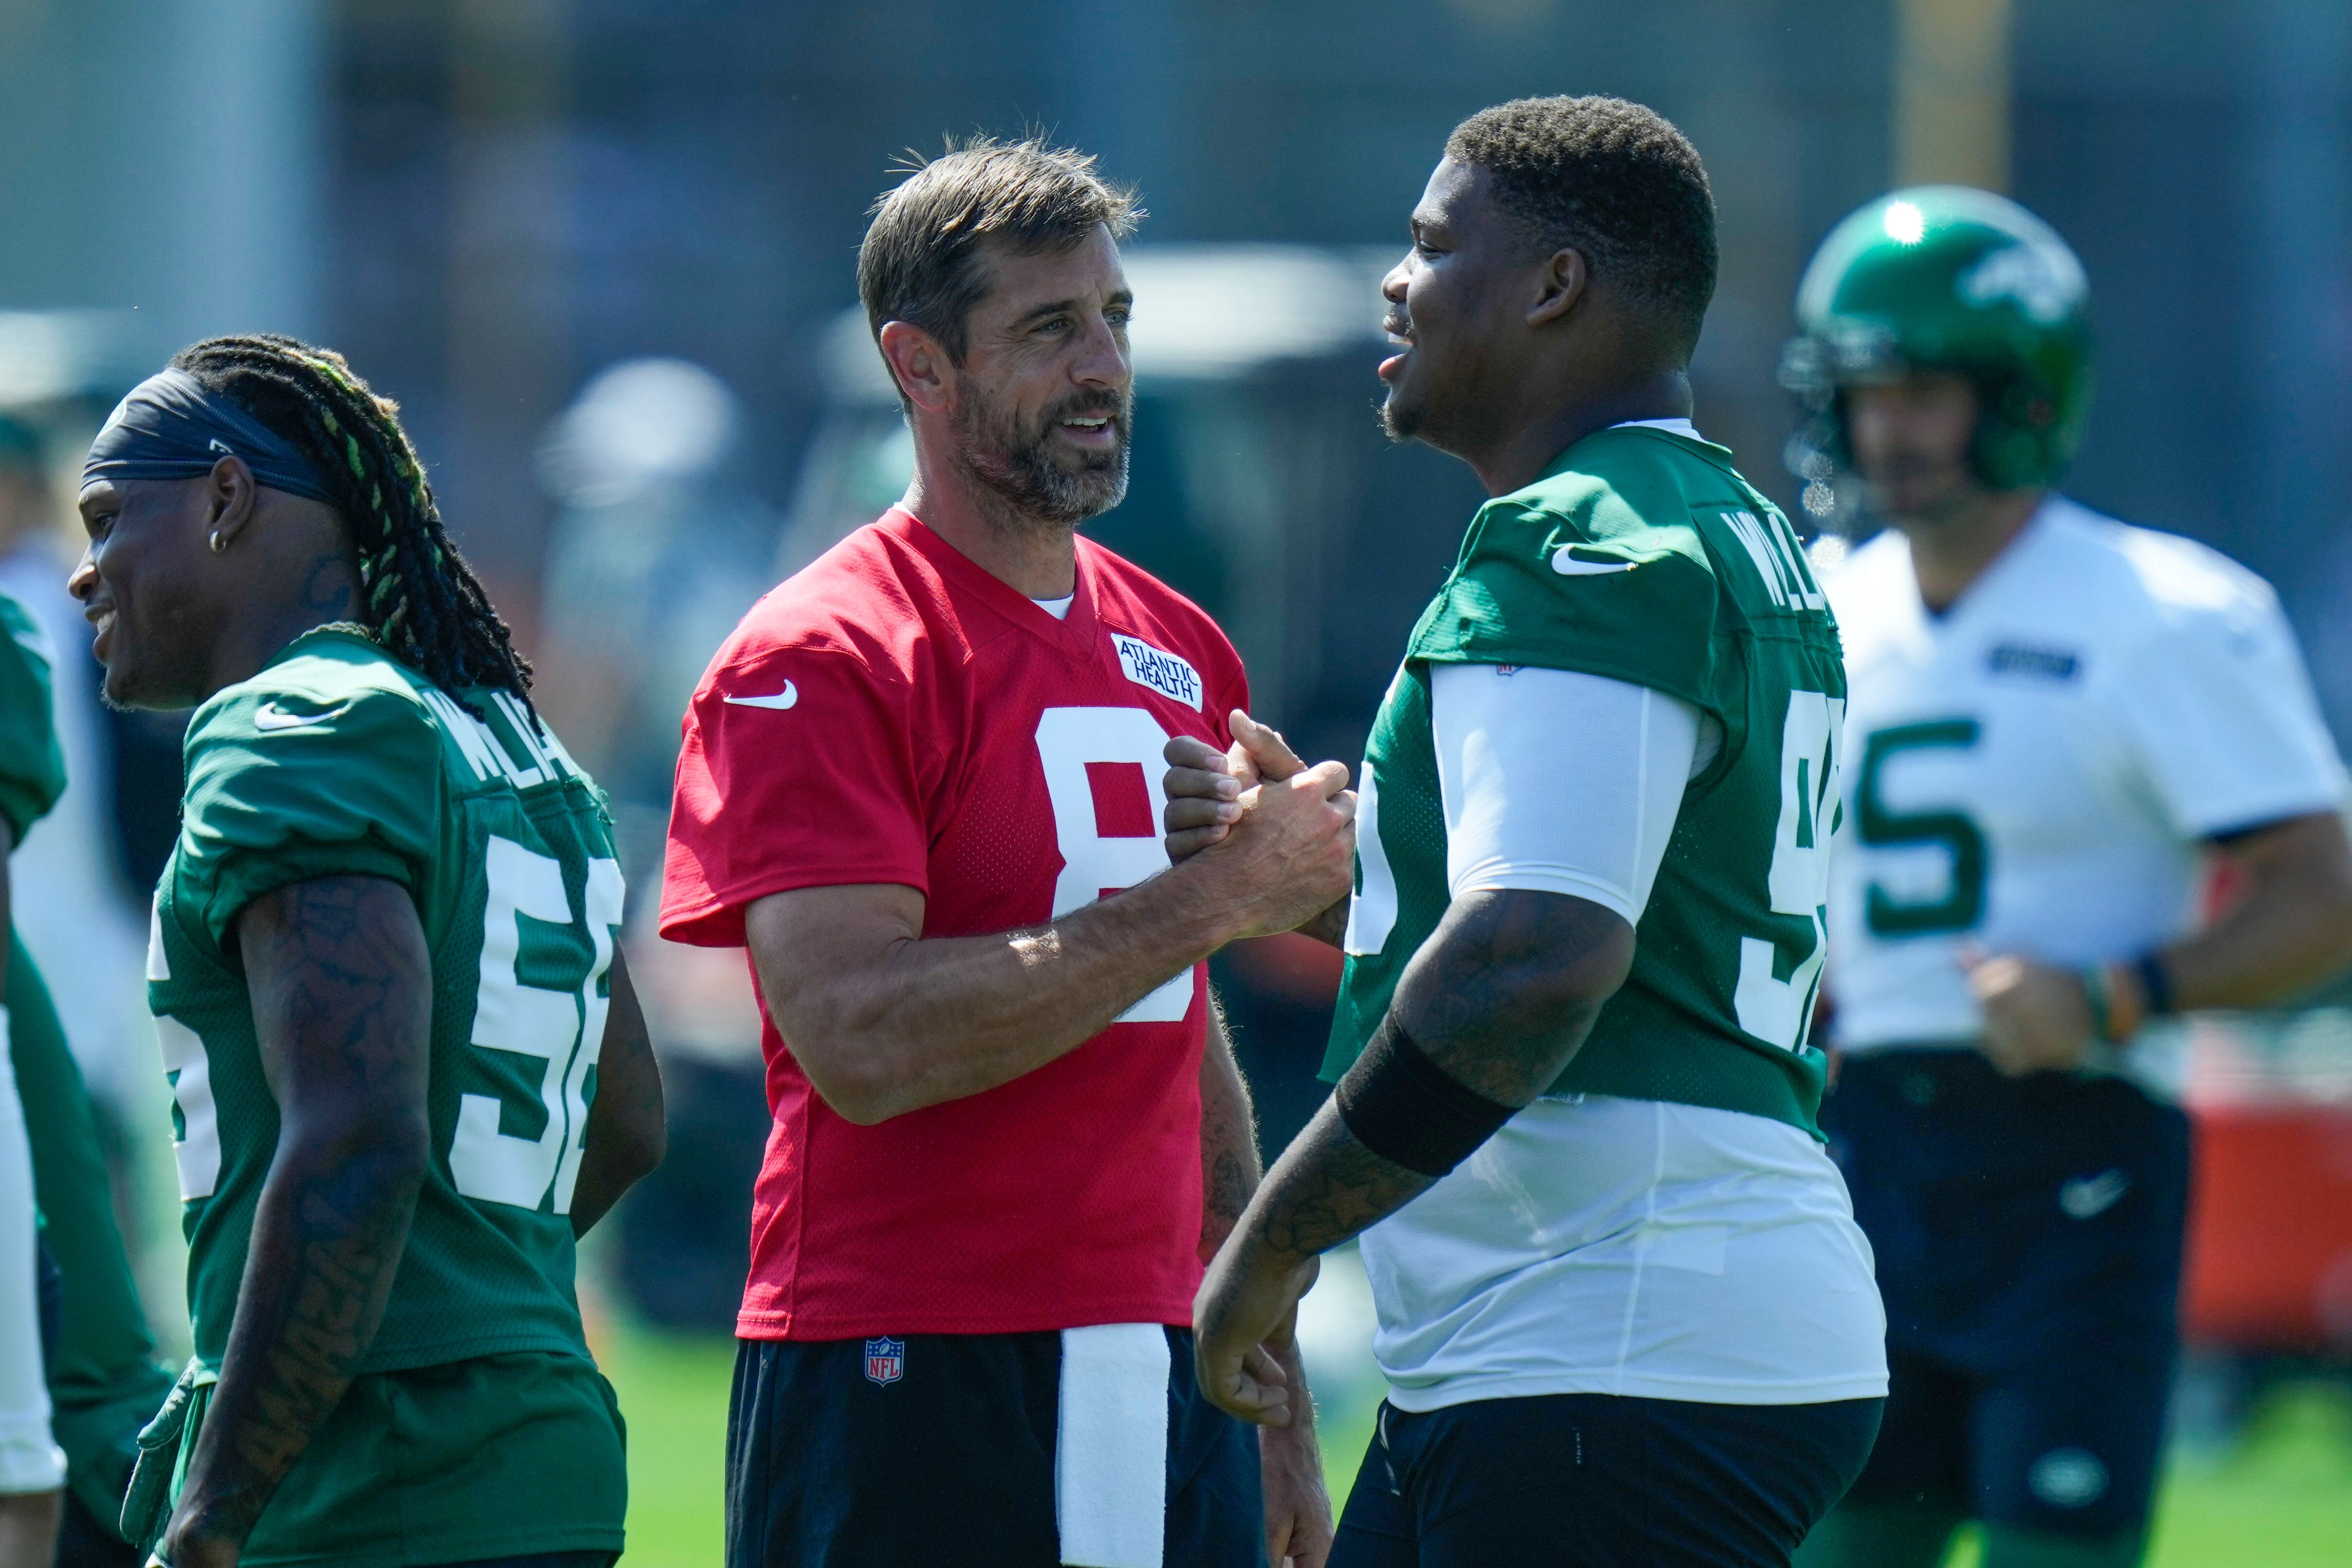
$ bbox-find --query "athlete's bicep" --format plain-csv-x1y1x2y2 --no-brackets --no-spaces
192,877,431,1534
236,875,432,1149
743,883,927,1080
1429,663,1703,924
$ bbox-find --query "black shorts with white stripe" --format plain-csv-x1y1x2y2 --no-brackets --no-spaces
725,1326,1265,1568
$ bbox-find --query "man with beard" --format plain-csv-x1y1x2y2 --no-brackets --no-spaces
661,138,1353,1568
1172,98,1886,1567
1789,190,2352,1568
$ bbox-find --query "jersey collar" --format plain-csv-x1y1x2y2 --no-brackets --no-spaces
881,506,1100,658
1531,418,1738,490
1902,494,2062,629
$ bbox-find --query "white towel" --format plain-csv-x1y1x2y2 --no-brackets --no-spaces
1055,1322,1172,1568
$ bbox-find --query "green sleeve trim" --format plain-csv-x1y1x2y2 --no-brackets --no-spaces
1406,509,1722,720
176,675,441,951
194,845,422,951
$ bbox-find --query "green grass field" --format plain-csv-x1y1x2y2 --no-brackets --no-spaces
594,1321,2352,1566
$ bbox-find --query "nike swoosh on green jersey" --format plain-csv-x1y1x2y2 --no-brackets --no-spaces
1551,548,1634,576
252,700,347,731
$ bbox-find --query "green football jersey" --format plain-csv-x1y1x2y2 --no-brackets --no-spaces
0,589,66,842
1322,425,1847,1134
147,627,624,1371
5,585,175,1533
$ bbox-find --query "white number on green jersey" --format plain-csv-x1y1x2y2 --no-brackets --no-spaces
1343,763,1397,956
452,837,623,1212
148,895,220,1201
1034,706,1193,1023
1734,690,1844,1051
553,858,624,1213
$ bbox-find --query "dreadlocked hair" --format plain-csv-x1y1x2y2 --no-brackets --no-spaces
169,334,535,721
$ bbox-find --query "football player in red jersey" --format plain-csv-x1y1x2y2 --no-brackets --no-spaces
661,138,1354,1568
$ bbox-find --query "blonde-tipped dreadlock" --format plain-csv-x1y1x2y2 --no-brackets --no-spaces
170,334,534,718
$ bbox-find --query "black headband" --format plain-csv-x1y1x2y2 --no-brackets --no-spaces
82,368,339,507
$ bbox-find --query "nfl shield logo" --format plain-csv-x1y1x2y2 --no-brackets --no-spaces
863,1337,905,1387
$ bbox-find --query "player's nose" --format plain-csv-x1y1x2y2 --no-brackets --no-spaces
67,548,102,606
1069,311,1132,390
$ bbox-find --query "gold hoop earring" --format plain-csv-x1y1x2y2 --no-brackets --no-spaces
208,532,228,554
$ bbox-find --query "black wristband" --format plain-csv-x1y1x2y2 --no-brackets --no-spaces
2134,951,2176,1017
1333,1015,1517,1179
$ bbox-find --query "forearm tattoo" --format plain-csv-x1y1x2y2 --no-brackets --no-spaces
1201,1144,1254,1259
1244,1103,1435,1265
1234,890,1629,1268
1197,1010,1263,1260
180,877,429,1543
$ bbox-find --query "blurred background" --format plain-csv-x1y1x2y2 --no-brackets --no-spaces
2,1,2348,1563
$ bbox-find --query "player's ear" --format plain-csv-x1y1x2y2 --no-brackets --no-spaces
878,321,955,415
201,454,263,551
1526,247,1587,328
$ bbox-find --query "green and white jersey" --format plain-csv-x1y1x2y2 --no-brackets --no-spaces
1330,423,1884,1410
1824,498,2347,1095
1324,423,1847,1131
147,629,622,1373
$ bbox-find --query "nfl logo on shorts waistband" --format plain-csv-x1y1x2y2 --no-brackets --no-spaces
863,1337,905,1386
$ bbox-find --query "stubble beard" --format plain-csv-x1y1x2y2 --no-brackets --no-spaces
1378,386,1420,444
1861,456,1980,532
953,383,1133,533
1378,363,1467,457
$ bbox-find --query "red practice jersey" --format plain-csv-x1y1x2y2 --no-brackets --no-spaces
661,508,1248,1339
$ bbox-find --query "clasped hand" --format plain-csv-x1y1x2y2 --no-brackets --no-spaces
1163,712,1355,939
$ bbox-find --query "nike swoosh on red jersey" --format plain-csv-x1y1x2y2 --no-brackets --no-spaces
723,683,799,710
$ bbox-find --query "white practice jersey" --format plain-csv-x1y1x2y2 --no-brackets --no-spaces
1823,498,2346,1095
1364,1093,1888,1410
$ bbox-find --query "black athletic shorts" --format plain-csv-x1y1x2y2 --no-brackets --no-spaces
1821,1049,2189,1537
1331,1392,1882,1568
725,1327,1265,1567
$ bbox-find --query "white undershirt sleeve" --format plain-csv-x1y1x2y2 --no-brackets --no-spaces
1430,663,1709,925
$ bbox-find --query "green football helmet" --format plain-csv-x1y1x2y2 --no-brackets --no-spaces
1781,186,2093,505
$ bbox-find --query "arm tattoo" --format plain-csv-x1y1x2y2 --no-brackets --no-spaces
1233,889,1632,1268
1201,1145,1253,1258
174,876,430,1548
1196,1002,1263,1260
1241,1103,1434,1264
1400,890,1633,1104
